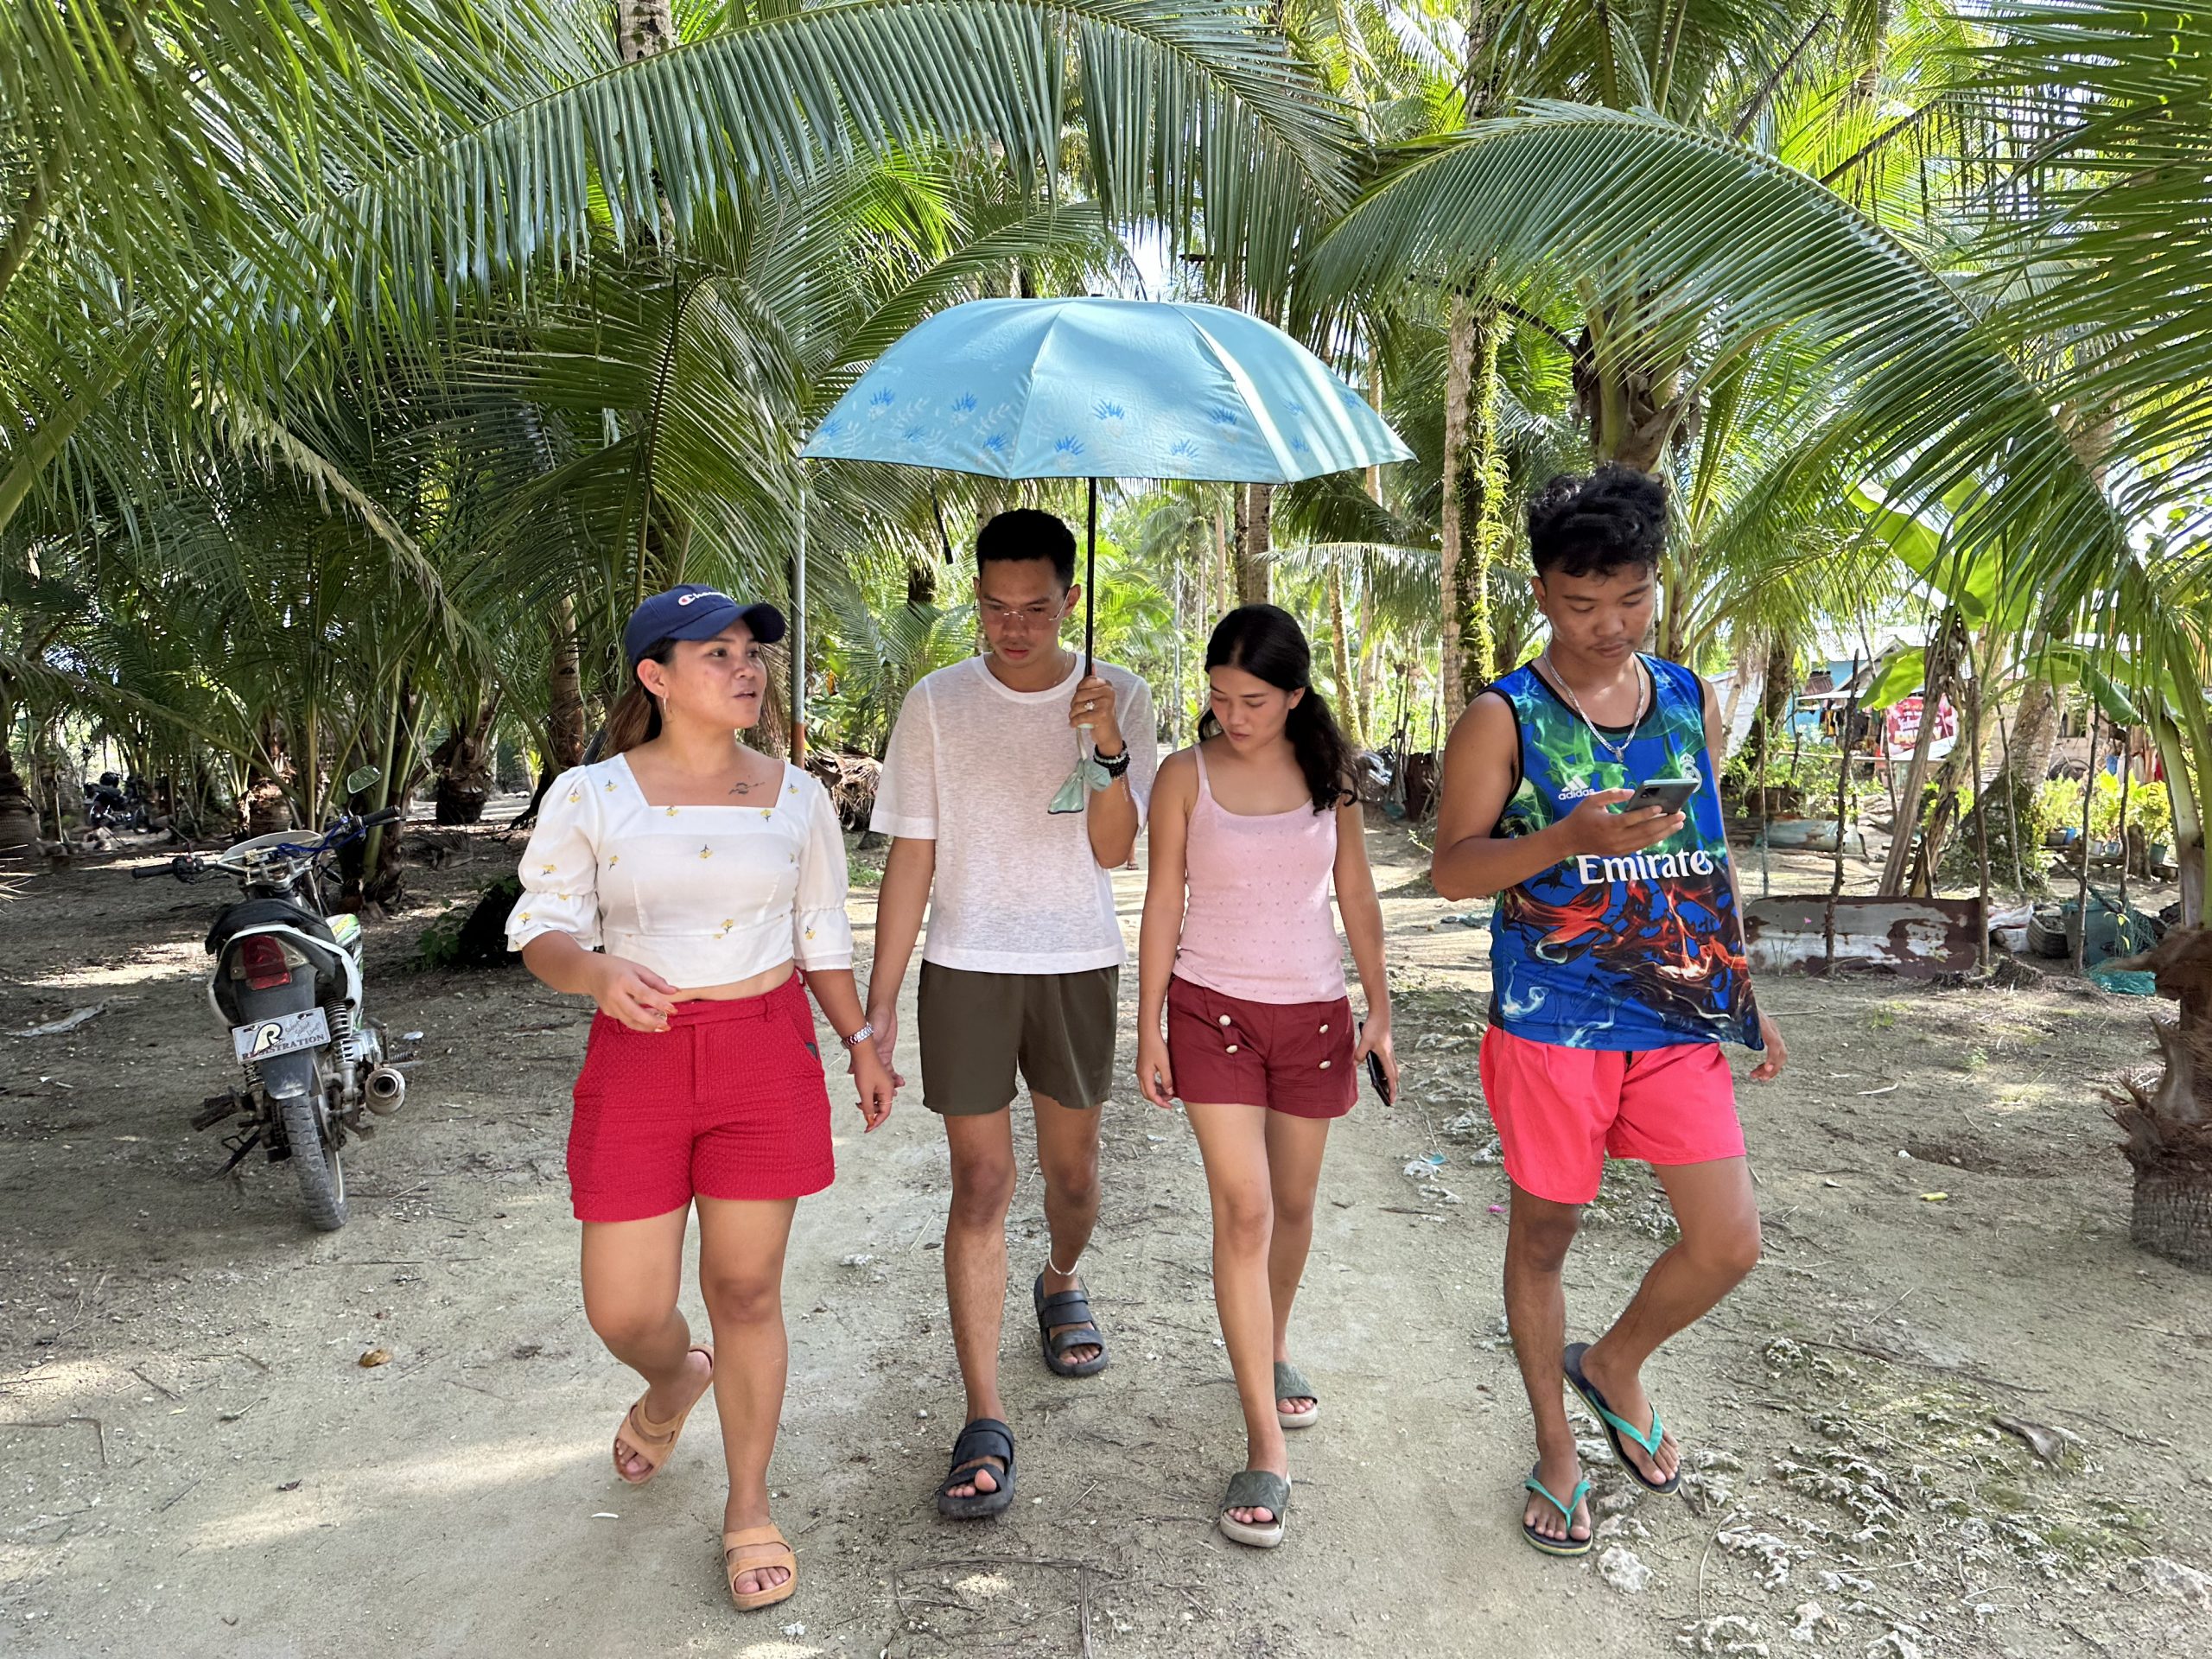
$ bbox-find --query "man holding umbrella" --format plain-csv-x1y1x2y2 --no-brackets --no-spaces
806,292,1410,1519
865,507,1156,1519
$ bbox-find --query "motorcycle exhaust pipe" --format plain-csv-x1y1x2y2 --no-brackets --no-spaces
364,1065,408,1116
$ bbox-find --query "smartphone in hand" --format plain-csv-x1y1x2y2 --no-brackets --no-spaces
1613,777,1697,815
1357,1019,1392,1106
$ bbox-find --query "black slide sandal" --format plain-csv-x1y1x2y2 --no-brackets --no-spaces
937,1417,1016,1519
1033,1272,1109,1377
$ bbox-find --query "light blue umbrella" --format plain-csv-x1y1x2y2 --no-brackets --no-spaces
800,296,1413,806
803,297,1412,488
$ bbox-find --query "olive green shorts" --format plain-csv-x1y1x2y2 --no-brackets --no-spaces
917,963,1121,1116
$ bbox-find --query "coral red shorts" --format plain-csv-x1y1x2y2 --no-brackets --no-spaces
1478,1025,1745,1205
1166,976,1357,1119
567,975,834,1222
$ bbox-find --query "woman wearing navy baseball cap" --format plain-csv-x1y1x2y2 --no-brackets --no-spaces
509,582,896,1614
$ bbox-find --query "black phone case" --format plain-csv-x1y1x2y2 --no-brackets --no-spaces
1622,780,1696,812
1358,1020,1392,1105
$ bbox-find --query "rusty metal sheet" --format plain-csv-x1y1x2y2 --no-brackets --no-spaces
1744,894,1983,977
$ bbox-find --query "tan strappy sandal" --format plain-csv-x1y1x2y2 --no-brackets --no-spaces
612,1343,713,1486
723,1524,798,1611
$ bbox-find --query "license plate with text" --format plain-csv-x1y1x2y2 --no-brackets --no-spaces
232,1007,331,1064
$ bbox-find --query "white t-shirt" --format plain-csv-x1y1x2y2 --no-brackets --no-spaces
872,656,1156,974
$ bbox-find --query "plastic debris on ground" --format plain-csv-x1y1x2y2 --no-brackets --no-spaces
10,1006,104,1038
2087,964,2158,995
1402,1152,1447,1179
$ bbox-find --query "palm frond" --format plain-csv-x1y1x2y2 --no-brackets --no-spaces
1307,102,2130,607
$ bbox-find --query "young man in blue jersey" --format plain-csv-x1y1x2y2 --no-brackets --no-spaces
1431,465,1788,1556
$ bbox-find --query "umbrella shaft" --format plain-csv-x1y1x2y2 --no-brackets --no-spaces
1084,477,1097,678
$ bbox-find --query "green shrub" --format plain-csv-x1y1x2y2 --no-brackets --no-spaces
2046,771,2173,849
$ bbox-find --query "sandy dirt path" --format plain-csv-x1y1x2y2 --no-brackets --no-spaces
3,817,2209,1656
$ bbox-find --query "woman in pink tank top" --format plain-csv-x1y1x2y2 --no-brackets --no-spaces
1136,605,1399,1551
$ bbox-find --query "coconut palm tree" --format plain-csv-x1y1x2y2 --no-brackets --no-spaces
1302,0,2132,724
3,1,1357,858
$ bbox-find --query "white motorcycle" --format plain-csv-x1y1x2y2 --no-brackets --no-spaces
137,776,408,1230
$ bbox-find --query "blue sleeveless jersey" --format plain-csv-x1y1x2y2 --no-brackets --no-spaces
1486,655,1762,1052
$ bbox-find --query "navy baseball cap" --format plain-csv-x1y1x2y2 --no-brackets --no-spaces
623,584,787,668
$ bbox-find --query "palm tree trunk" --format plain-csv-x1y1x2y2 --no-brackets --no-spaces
2005,678,2061,791
432,696,501,825
376,677,421,903
1211,504,1231,617
1879,613,1963,895
1573,294,1692,474
1461,303,1507,709
0,665,37,859
1235,483,1271,604
1440,298,1510,721
617,0,672,59
245,711,295,836
1356,582,1379,743
1741,635,1796,786
1440,294,1478,727
520,594,588,830
0,734,38,862
1327,561,1361,745
548,597,586,771
2152,711,2205,926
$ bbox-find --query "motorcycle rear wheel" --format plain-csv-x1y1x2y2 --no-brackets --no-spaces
279,1092,347,1231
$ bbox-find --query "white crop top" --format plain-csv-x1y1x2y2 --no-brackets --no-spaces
505,754,855,989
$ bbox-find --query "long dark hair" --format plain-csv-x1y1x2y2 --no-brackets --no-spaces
1198,604,1357,814
602,638,676,757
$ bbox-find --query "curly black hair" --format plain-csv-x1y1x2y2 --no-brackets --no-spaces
1526,463,1669,579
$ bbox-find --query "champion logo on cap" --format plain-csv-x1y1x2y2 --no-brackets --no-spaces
676,589,730,607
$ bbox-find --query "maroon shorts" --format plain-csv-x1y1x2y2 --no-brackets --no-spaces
567,975,834,1222
1166,976,1357,1119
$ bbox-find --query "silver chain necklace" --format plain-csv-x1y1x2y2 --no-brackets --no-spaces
1541,648,1646,765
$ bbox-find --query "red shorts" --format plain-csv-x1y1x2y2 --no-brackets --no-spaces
567,975,834,1222
1478,1025,1745,1205
1166,976,1357,1119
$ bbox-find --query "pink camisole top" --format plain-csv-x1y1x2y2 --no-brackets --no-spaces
1173,743,1347,1004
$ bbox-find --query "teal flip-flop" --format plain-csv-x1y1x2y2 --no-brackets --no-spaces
1521,1465,1593,1556
1563,1341,1681,1494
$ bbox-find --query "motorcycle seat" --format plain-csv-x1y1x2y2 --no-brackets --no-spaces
205,898,339,957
